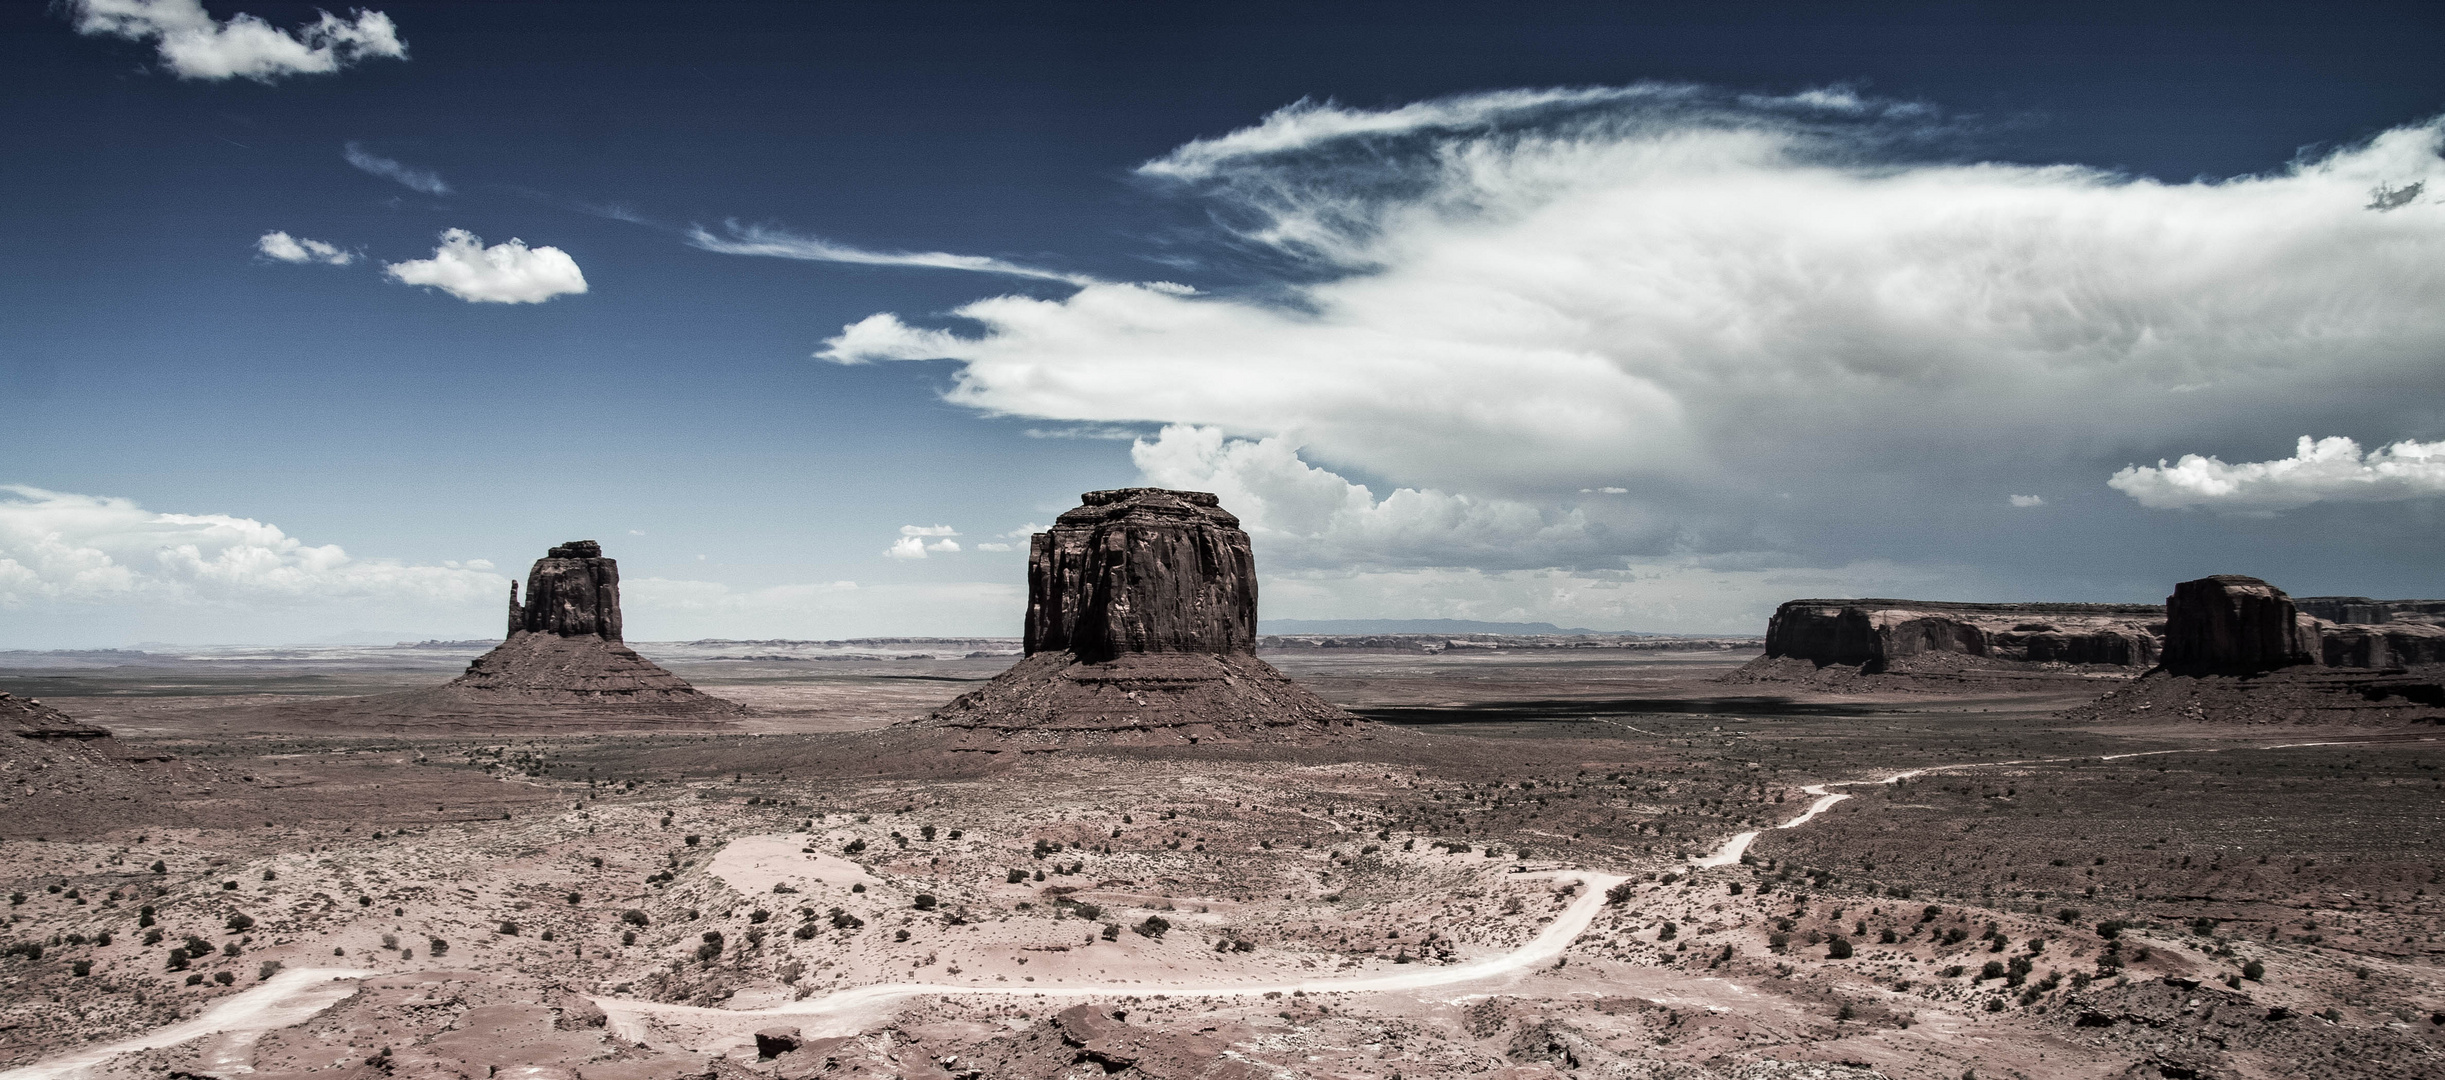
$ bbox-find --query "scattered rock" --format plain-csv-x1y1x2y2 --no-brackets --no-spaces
0,692,109,740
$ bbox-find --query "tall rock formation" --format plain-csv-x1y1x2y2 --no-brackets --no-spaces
299,540,742,728
2160,575,2320,676
927,489,1360,744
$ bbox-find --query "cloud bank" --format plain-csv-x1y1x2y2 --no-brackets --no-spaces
68,0,405,82
255,230,353,265
689,223,1102,286
824,86,2445,514
2109,436,2445,512
384,229,587,304
0,485,500,610
344,143,450,195
883,525,961,559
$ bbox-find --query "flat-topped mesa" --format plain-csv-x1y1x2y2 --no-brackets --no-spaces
1026,488,1256,662
927,488,1361,744
510,539,623,640
2160,575,2320,676
1760,599,2166,671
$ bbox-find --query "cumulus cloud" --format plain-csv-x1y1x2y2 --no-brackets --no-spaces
383,229,587,304
1131,425,1602,571
2010,494,2045,507
67,0,405,82
1261,558,1963,636
343,142,449,195
882,526,962,559
255,230,353,265
0,485,499,610
2108,436,2445,512
822,85,2445,512
687,223,1101,285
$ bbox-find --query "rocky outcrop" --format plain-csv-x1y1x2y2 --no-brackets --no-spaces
2294,596,2445,626
928,489,1361,744
2160,575,2320,676
1026,488,1256,661
0,692,109,740
2320,622,2445,669
1757,600,2164,671
511,540,623,639
283,541,742,728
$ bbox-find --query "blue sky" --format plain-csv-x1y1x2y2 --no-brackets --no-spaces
4,1,2444,645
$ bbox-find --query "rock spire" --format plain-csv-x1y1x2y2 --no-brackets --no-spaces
510,540,624,640
929,489,1361,744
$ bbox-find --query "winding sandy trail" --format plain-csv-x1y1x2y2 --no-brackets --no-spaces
595,867,1629,1043
0,967,372,1080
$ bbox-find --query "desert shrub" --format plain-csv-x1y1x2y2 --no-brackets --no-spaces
1827,937,1854,959
843,839,867,854
1767,933,1789,954
428,936,448,956
2095,920,2124,940
1978,960,2005,981
620,909,650,926
214,971,234,985
566,892,581,905
920,825,937,841
1921,905,1943,923
913,894,937,911
221,941,240,957
621,931,636,946
1878,927,1898,944
498,921,520,936
185,972,204,985
381,934,398,950
150,861,166,874
1657,922,1678,942
70,959,92,976
258,960,282,980
262,870,276,881
1984,997,2004,1012
749,909,770,924
684,836,700,846
2242,959,2265,981
893,929,909,942
225,913,255,932
695,941,722,962
144,929,163,946
1940,964,1965,978
1135,915,1171,939
1605,882,1636,906
138,907,155,927
1102,923,1120,940
1006,869,1028,884
793,923,817,940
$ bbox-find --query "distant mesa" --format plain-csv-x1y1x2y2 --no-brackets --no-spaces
1727,598,2165,686
926,488,1363,744
0,692,109,740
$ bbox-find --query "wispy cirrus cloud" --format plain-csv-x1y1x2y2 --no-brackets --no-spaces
343,142,450,195
67,0,405,82
2110,436,2445,513
686,222,1105,286
383,228,587,304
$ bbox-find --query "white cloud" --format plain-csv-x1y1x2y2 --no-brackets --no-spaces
687,223,1100,285
2108,435,2445,512
255,230,353,265
822,86,2445,517
1131,424,1602,571
899,524,959,537
343,142,449,195
884,536,928,560
2009,494,2045,507
68,0,405,82
883,526,964,559
0,485,499,610
383,229,587,304
974,542,1014,552
1260,558,1963,636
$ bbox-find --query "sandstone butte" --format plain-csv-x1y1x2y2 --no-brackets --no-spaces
306,540,745,728
924,488,1363,744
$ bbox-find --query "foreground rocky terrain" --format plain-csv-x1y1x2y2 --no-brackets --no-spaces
0,644,2438,1080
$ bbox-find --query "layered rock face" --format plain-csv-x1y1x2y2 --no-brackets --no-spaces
2294,597,2445,627
929,489,1360,744
512,540,624,639
0,692,109,740
2160,575,2320,676
1759,600,2165,671
1025,489,1257,661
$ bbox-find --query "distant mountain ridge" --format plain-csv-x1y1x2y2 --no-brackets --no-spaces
1258,618,1643,636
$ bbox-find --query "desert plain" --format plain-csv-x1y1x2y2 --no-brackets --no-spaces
0,636,2438,1080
